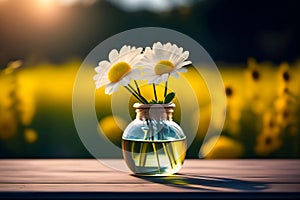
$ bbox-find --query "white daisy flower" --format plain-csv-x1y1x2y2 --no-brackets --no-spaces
140,42,192,84
93,45,143,94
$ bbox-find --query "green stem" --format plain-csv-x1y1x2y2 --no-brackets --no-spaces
167,142,177,165
138,127,149,167
124,86,146,104
164,80,168,97
162,143,174,169
139,143,148,167
128,84,148,104
134,80,141,96
148,120,154,140
153,83,157,102
131,141,135,163
152,143,161,173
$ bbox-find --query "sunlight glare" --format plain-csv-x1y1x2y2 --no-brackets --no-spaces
58,0,96,6
37,0,55,10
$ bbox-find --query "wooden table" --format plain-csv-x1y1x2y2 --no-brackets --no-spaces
0,159,299,199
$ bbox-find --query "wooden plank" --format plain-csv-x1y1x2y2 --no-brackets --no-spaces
0,182,299,193
0,159,299,199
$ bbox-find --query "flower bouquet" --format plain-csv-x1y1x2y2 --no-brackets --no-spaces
94,42,191,175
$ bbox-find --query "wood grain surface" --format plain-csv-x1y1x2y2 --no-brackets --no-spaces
0,159,299,199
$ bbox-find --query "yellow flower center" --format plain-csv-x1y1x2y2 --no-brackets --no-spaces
108,62,131,82
154,60,174,75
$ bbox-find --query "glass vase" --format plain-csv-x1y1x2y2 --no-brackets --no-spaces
122,103,187,176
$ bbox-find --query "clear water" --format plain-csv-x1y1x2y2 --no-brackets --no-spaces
122,139,187,176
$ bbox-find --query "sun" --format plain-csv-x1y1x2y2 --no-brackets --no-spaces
33,0,59,20
36,0,56,10
38,0,54,6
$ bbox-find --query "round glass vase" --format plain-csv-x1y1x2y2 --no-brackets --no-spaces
122,103,187,176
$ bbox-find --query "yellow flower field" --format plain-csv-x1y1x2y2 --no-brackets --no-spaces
0,59,299,158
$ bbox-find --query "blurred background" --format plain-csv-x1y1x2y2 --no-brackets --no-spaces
0,0,299,158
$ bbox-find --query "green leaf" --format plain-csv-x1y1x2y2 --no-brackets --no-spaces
164,92,175,104
158,100,163,104
149,99,157,104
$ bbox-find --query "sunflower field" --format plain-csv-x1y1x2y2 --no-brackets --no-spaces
0,59,299,158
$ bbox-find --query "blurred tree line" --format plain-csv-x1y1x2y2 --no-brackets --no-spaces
0,0,299,67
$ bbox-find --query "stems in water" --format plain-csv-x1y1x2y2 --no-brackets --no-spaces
152,143,161,173
167,142,177,166
148,120,161,172
139,143,148,167
125,80,176,173
162,143,174,169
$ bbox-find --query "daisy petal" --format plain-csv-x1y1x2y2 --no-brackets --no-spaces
177,68,188,73
124,75,132,84
95,60,110,73
129,68,143,80
105,84,113,94
169,46,181,61
127,48,143,65
153,76,165,85
95,76,110,88
111,83,120,93
170,71,179,78
153,42,163,50
118,77,129,86
105,82,120,95
182,60,192,66
176,60,191,69
93,74,100,81
165,42,172,49
147,76,159,84
119,45,131,56
183,50,189,59
174,51,188,65
109,49,118,62
151,73,168,84
94,46,144,93
161,73,169,82
177,47,183,55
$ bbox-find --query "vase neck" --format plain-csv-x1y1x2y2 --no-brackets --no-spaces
134,104,175,121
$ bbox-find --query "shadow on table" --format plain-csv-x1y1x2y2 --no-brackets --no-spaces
133,174,269,191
